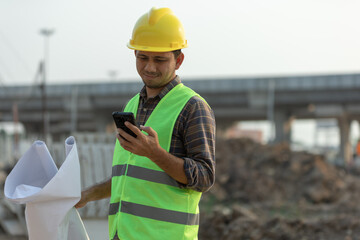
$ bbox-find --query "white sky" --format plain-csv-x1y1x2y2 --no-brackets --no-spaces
0,0,360,148
0,0,359,85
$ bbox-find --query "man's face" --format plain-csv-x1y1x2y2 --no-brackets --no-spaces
135,51,183,89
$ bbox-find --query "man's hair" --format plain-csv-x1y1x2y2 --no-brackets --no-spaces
172,49,182,59
135,49,182,59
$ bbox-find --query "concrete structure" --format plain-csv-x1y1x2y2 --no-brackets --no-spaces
1,73,360,164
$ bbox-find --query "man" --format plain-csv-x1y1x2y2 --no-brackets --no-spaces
75,7,215,240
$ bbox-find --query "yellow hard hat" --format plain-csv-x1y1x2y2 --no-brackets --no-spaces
127,7,188,52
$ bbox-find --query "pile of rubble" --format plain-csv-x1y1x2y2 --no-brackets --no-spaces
200,207,360,240
199,138,360,240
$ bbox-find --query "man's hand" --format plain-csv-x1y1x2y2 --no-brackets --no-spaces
75,191,89,208
117,122,188,184
74,179,111,209
117,122,161,159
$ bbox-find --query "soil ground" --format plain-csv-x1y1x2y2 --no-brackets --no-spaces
199,138,360,240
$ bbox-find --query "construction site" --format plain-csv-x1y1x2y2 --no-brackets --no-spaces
1,124,360,239
0,74,360,240
1,59,360,240
1,1,360,239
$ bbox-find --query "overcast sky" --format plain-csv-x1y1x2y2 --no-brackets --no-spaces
0,0,359,85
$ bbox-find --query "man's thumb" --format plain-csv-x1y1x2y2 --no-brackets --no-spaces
140,125,155,136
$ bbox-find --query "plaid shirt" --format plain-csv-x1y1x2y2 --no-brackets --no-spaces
134,76,216,192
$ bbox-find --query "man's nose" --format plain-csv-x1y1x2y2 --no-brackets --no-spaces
144,60,156,72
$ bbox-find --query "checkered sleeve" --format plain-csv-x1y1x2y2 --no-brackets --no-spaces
172,96,216,192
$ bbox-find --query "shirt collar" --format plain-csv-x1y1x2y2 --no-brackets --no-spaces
139,76,181,100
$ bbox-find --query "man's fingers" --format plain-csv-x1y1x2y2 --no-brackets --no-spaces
125,121,142,136
75,201,86,209
117,127,135,142
117,133,133,151
75,192,88,208
117,131,131,146
140,125,156,137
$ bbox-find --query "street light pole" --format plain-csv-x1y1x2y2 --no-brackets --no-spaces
39,28,55,141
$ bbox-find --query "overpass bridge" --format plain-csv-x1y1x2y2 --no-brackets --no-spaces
1,73,360,163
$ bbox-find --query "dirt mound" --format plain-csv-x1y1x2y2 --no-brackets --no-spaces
209,138,350,204
200,205,360,240
199,138,360,239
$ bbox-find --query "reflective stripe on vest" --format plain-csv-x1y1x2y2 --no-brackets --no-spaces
109,201,199,225
109,83,205,240
112,164,178,187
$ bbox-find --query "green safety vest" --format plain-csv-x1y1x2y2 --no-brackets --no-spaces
109,83,203,240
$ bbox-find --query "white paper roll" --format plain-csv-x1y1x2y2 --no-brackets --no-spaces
4,136,90,240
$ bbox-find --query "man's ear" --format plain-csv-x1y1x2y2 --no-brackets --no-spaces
175,52,184,70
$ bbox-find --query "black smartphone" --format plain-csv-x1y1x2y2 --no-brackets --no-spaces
112,111,137,138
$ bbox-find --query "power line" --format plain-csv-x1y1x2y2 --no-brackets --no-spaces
0,29,33,75
0,56,15,83
15,61,44,105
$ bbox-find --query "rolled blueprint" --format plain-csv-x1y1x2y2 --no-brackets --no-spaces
4,136,89,240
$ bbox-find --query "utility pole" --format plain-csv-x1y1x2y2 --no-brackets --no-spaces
39,28,55,141
267,79,275,143
12,102,20,161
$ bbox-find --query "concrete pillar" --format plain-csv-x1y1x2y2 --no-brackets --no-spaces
273,110,293,143
337,114,352,166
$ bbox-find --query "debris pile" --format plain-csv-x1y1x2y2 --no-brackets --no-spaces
199,138,360,240
200,206,360,240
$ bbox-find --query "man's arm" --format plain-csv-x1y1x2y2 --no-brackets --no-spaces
176,97,216,192
75,178,111,208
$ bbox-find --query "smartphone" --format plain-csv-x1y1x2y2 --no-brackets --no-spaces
112,111,137,138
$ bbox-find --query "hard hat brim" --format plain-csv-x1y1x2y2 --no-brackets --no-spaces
127,43,187,52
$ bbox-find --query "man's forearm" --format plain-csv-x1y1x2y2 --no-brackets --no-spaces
76,178,111,208
149,147,188,185
85,178,112,201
